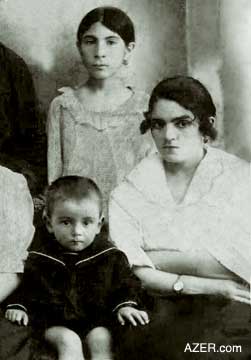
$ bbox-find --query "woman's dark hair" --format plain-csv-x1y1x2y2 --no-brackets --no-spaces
141,76,217,140
77,6,135,46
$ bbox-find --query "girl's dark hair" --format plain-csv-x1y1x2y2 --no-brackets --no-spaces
45,176,103,217
141,76,217,140
77,6,135,46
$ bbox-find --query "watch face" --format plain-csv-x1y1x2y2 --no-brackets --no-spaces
174,280,184,293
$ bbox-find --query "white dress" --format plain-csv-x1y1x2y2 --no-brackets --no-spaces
109,147,251,282
47,87,154,215
0,166,34,272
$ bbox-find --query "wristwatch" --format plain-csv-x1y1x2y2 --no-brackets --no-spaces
173,275,184,294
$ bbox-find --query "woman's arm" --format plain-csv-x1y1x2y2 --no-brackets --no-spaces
133,267,250,304
0,274,20,303
147,250,238,280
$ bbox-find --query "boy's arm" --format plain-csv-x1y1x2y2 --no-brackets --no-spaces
110,251,143,313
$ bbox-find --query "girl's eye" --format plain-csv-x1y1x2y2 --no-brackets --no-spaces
107,40,117,45
83,220,92,226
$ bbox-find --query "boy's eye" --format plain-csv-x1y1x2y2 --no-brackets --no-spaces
60,220,71,226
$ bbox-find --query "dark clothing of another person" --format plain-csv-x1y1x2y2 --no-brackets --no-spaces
0,42,45,194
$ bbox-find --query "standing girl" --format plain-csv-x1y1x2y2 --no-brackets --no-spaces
47,6,153,214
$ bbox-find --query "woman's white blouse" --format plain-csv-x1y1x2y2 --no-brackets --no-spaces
109,147,251,282
0,166,34,272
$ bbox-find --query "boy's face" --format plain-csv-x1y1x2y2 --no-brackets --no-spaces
46,196,103,252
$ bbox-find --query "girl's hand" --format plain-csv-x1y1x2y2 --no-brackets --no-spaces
117,306,149,326
5,309,29,326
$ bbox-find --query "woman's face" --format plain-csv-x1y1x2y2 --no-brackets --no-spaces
78,22,133,80
150,99,204,167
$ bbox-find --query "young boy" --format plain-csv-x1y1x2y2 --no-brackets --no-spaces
5,176,149,360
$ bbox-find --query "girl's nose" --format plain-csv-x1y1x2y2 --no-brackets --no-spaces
95,41,106,58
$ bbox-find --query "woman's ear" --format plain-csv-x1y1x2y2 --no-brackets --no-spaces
43,210,53,233
208,116,216,125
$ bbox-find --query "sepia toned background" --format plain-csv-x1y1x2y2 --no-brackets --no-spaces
0,0,250,161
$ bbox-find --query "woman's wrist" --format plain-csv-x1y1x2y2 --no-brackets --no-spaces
180,275,223,296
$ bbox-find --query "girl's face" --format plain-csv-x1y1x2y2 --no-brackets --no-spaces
78,22,134,80
150,99,204,168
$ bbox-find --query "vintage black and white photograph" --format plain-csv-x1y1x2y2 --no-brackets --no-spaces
0,0,250,359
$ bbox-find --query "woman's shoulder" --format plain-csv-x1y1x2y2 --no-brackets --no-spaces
0,165,27,186
0,167,31,194
209,147,250,174
111,152,159,201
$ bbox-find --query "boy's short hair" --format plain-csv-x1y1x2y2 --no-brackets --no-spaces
45,176,103,217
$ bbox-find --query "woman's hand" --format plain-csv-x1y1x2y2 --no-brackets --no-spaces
219,279,250,304
117,306,149,326
184,276,250,304
5,309,29,326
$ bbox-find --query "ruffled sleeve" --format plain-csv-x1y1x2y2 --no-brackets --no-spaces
47,97,63,184
109,190,154,269
0,169,34,272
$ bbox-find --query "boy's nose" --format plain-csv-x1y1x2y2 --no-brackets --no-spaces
72,223,83,236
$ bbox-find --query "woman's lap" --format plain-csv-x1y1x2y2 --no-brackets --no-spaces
146,295,251,360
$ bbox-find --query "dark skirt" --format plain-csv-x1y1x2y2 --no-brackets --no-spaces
143,295,251,360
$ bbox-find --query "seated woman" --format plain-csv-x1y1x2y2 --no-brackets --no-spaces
109,76,251,359
0,165,34,359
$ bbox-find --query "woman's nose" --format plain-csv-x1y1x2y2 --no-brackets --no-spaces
163,123,177,141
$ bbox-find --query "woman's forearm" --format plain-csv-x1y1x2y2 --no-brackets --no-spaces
0,273,20,303
133,266,228,297
147,250,237,280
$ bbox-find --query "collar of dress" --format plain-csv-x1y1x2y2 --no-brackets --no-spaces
125,146,223,207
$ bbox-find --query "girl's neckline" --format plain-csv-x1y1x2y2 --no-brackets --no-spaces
69,85,136,115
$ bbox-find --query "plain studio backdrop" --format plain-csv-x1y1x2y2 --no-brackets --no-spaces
0,0,251,161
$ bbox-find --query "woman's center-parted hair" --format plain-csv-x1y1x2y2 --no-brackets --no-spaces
140,76,217,141
45,176,103,218
77,6,135,46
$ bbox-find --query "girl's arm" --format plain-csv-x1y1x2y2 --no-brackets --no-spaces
47,99,63,184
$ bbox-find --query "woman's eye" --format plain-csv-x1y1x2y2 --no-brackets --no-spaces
175,119,193,128
83,220,92,226
83,38,95,45
151,120,165,130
